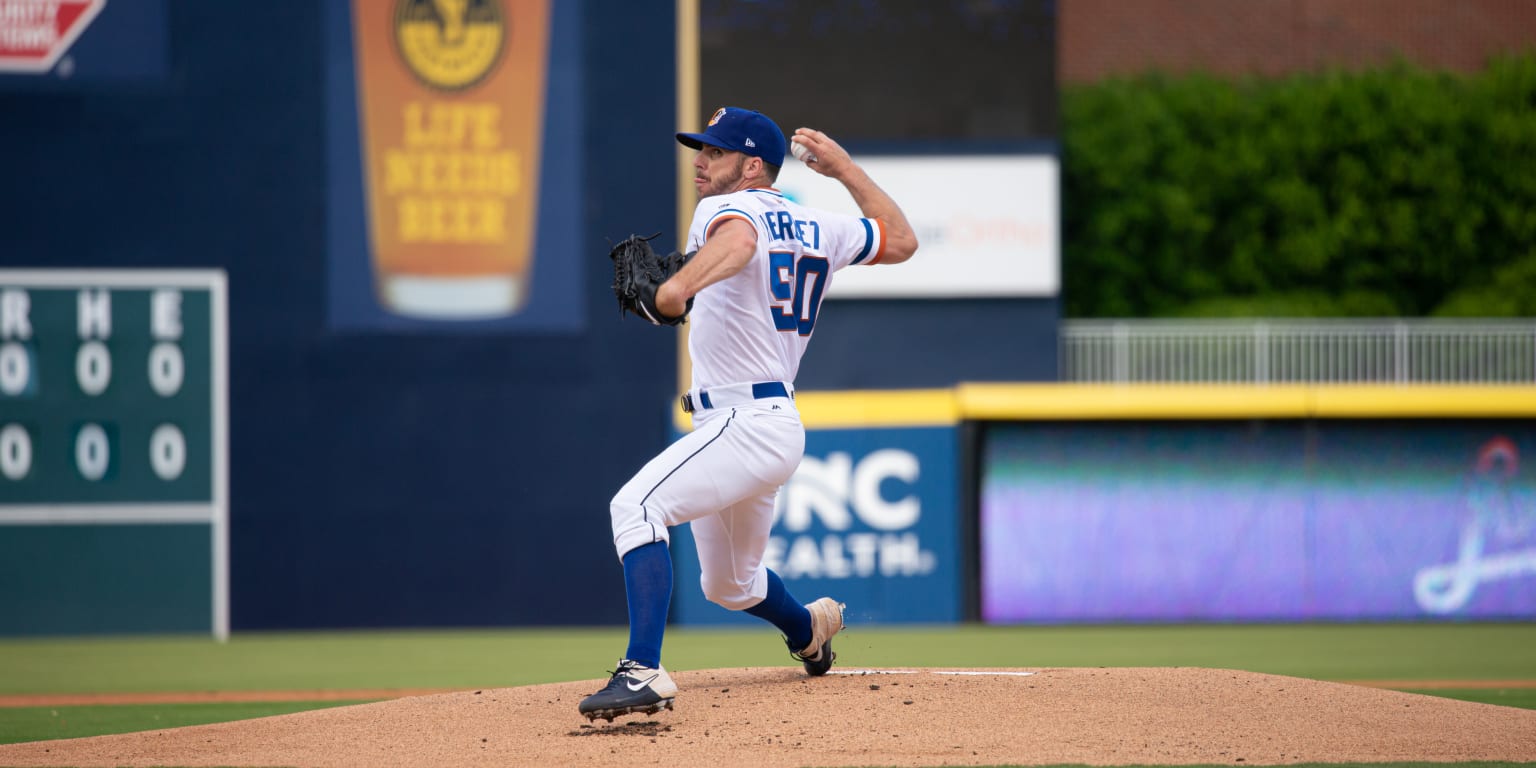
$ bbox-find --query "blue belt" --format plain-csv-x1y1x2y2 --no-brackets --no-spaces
681,381,792,413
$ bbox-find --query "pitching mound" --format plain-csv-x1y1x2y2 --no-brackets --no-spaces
2,667,1534,767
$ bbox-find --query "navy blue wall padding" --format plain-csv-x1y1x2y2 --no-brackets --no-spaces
0,0,677,629
796,298,1061,389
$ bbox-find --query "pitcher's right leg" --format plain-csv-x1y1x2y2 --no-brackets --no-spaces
585,408,798,720
609,407,799,559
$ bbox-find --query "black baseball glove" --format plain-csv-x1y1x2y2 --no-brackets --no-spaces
609,232,694,326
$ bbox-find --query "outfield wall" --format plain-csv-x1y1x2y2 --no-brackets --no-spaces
8,1,1530,634
673,385,1536,626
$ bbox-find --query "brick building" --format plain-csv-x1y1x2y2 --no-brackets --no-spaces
1060,0,1536,82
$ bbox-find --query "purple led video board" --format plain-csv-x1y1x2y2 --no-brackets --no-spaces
980,422,1536,623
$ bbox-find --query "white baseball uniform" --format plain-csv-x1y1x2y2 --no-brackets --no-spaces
608,186,887,610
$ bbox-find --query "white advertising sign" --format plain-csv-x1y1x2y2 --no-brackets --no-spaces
776,154,1060,298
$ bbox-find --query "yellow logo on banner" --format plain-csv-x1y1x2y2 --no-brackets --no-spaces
355,0,549,318
393,0,505,91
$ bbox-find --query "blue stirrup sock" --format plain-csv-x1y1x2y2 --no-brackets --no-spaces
622,541,672,669
744,568,813,651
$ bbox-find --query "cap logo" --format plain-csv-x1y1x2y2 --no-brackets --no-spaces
744,137,756,147
707,107,726,127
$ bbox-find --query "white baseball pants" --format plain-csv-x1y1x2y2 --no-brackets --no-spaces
609,393,804,611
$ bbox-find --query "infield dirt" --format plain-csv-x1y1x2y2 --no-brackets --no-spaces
2,667,1534,767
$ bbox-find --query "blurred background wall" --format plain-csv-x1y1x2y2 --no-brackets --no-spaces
1061,0,1535,81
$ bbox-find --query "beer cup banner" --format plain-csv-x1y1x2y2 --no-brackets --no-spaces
325,0,583,331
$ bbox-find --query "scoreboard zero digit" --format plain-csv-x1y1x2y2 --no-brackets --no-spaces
0,270,228,639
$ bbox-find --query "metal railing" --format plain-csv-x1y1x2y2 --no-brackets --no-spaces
1061,319,1536,384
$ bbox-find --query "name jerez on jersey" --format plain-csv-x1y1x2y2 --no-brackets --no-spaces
760,210,821,251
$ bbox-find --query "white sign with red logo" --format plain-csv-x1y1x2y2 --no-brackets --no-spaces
0,0,105,73
777,154,1061,298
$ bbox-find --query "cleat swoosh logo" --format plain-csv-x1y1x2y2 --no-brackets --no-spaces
625,674,659,692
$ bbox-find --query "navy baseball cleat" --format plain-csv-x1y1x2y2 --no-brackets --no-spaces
578,659,678,722
790,597,846,676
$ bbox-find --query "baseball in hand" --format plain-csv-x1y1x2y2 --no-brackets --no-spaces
791,141,817,164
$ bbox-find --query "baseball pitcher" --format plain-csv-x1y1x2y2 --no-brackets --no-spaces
582,106,919,722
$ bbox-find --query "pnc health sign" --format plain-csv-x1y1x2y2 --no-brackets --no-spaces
0,0,103,73
672,425,961,625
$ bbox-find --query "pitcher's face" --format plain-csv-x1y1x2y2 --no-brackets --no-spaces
693,148,748,197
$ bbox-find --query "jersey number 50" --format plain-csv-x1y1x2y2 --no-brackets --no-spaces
769,252,829,336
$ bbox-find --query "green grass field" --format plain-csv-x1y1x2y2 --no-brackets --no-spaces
1,622,1534,758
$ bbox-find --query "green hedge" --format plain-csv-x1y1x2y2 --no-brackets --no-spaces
1062,54,1536,318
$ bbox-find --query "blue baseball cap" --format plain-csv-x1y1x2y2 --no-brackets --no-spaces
676,106,786,166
